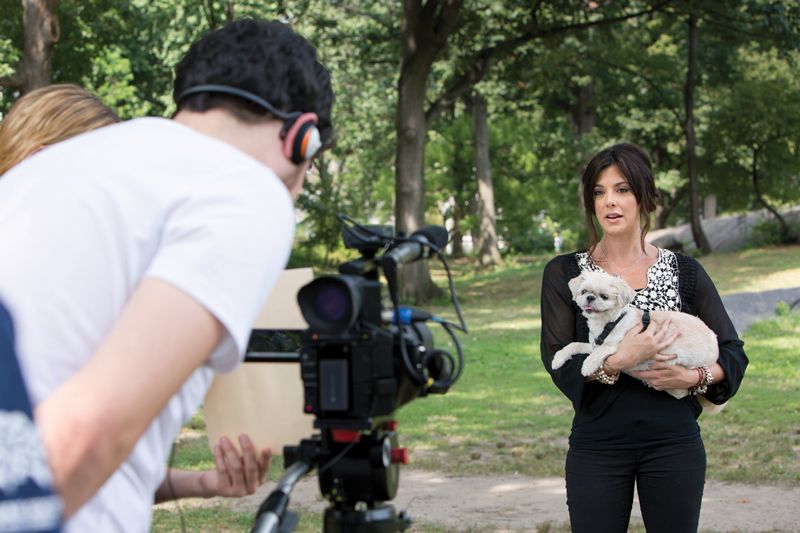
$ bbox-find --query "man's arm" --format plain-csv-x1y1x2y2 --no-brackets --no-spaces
35,277,225,517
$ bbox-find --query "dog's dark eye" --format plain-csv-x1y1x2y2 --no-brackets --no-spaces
580,289,587,295
600,294,608,300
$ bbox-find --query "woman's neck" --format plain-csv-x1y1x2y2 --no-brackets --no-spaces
598,237,649,263
593,236,656,287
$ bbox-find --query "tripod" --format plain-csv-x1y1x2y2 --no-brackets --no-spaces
250,425,412,533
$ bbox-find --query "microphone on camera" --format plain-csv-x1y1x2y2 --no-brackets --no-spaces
382,225,449,266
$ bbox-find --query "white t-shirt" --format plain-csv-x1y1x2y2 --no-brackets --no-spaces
0,117,295,532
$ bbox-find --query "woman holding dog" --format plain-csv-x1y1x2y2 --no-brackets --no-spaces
540,143,748,533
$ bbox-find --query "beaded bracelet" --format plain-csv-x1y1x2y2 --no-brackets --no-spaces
594,361,620,385
690,365,713,395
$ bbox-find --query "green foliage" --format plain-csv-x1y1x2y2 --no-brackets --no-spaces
0,38,18,80
169,435,215,471
84,46,138,117
705,46,800,211
152,505,255,532
152,505,323,533
185,409,206,431
286,3,400,258
748,217,800,248
774,300,792,316
1,1,799,262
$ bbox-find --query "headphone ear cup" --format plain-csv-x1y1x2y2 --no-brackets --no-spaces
282,112,321,164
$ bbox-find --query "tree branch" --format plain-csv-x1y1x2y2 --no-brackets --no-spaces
532,0,674,40
0,73,23,90
587,56,687,135
426,0,675,122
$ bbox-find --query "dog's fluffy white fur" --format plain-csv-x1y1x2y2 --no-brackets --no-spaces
551,270,723,412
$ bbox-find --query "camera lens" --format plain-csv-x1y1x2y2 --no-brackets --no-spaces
314,285,350,322
298,276,361,335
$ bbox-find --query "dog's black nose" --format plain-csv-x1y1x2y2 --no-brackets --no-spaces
586,295,595,303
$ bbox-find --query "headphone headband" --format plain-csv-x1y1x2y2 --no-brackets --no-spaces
177,84,302,121
177,84,321,164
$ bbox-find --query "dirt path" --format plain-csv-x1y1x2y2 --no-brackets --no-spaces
721,286,800,333
227,469,800,532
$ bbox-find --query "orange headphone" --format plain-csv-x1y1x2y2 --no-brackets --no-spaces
177,84,321,164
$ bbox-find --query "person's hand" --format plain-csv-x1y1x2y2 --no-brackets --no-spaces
201,434,271,497
628,355,698,390
607,319,680,371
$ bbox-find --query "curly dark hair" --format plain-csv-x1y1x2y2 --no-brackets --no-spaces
174,19,334,147
581,143,659,253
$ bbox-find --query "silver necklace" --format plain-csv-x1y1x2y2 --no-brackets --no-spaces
597,242,646,277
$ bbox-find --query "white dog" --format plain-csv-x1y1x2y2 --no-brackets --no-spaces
551,270,723,412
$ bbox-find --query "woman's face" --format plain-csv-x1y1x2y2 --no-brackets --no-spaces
592,165,640,239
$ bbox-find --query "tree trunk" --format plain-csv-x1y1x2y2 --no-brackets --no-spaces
570,79,596,137
7,0,61,93
684,12,712,254
450,207,464,258
396,41,439,303
395,0,461,304
568,76,596,214
470,93,502,268
751,147,796,243
654,184,687,229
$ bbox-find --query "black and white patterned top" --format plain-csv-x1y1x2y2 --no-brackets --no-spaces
575,248,682,312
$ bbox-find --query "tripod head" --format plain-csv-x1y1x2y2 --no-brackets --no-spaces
249,215,466,532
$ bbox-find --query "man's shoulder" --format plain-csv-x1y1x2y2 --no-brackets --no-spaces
77,117,177,142
80,117,237,155
93,118,282,187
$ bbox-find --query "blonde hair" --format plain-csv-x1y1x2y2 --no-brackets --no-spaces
0,84,120,175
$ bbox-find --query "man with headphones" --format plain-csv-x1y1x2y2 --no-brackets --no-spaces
0,18,333,533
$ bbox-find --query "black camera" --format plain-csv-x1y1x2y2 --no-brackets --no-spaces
250,216,465,533
297,228,455,426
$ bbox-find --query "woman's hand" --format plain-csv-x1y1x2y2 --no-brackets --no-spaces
606,319,680,371
628,357,697,390
201,434,272,497
155,434,271,502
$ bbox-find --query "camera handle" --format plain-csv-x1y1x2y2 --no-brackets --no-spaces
250,458,313,533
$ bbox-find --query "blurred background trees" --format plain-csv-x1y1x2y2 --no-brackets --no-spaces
1,0,799,302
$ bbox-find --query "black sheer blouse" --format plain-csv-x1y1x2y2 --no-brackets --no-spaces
539,251,748,449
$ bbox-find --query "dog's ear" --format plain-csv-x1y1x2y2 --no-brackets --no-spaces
568,273,585,300
613,276,635,306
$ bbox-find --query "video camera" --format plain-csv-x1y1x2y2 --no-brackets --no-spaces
250,215,466,533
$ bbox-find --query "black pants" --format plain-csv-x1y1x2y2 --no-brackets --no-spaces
565,439,706,533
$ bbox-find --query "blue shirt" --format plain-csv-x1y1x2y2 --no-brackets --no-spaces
0,300,62,532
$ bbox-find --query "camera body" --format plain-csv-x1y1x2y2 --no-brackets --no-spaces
296,224,448,435
298,275,436,430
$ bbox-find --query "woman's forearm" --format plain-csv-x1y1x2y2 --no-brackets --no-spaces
155,468,216,503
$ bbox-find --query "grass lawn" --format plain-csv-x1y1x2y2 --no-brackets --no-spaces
695,245,800,295
153,244,800,532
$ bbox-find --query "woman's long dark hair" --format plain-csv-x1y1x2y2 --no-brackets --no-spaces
581,143,658,254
